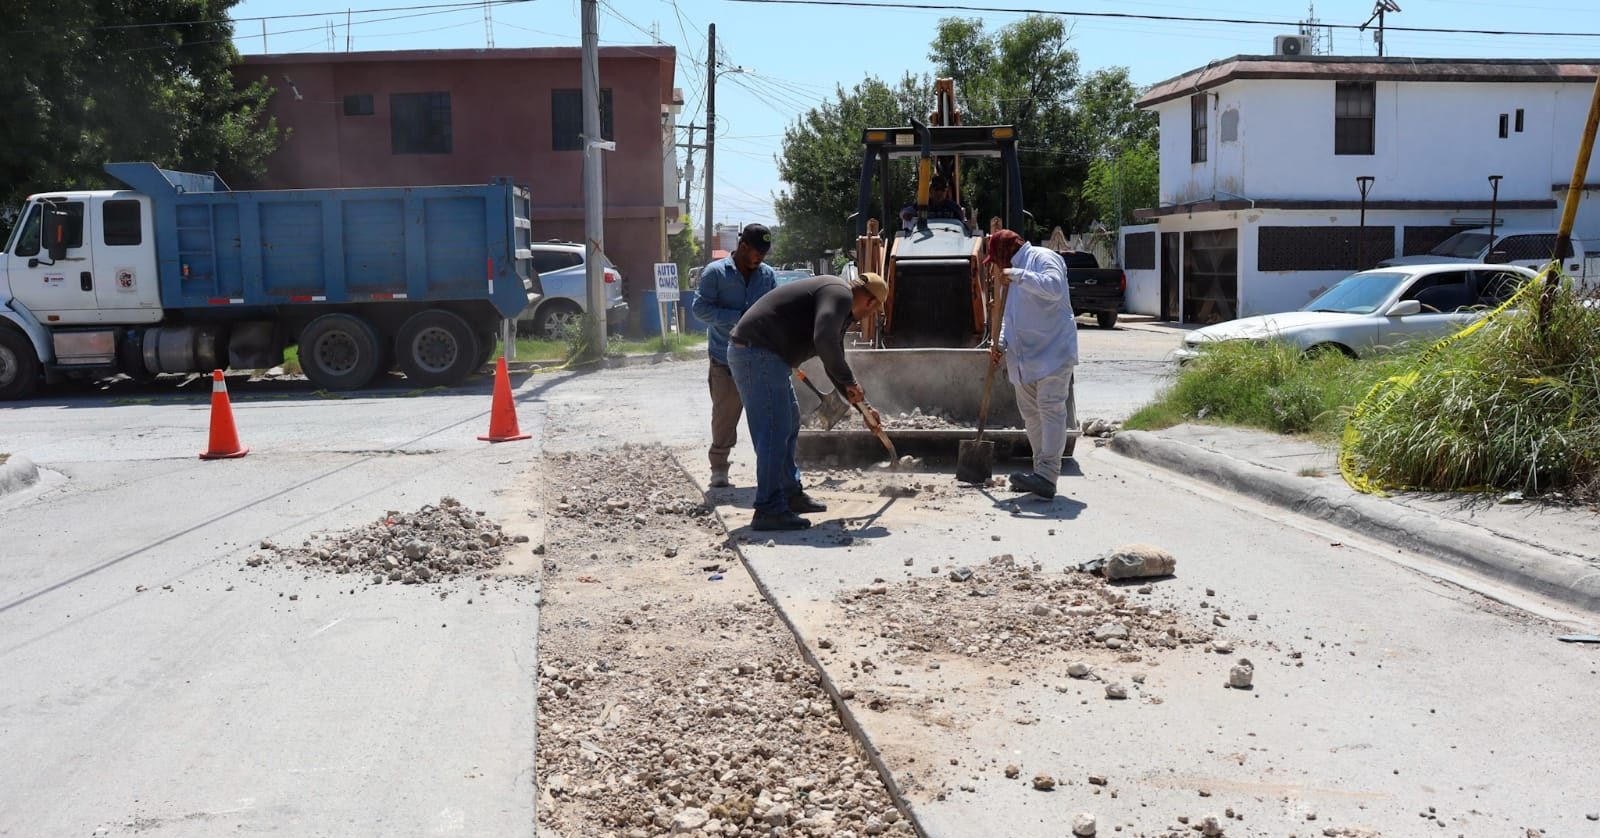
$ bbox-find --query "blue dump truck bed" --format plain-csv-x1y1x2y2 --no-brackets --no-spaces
104,163,535,319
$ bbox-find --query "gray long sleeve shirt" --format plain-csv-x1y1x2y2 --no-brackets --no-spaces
729,275,859,391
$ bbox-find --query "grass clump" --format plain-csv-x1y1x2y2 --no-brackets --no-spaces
1126,339,1410,437
1348,283,1600,500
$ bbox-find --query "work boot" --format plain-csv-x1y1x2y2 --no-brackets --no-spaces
1010,471,1057,500
709,468,731,488
752,510,812,531
788,491,828,514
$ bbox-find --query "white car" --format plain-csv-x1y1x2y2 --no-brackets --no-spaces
517,241,630,338
1172,263,1538,362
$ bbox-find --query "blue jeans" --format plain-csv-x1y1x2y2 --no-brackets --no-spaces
727,345,801,514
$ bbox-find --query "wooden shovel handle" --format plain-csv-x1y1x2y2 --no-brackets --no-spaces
974,279,1009,441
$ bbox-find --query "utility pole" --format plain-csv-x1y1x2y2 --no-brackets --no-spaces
1360,0,1401,57
483,0,495,48
346,9,352,52
679,124,706,213
703,23,717,269
581,0,608,356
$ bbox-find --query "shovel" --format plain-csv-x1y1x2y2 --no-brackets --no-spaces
795,369,851,430
956,280,1010,485
855,400,898,466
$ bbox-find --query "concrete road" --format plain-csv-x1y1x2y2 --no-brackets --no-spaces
1072,316,1184,423
0,372,553,837
564,358,1600,835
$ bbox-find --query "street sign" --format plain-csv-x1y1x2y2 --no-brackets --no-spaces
654,263,680,302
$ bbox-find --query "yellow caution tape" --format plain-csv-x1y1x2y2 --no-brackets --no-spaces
1338,264,1560,495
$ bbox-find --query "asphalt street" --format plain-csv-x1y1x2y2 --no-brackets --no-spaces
0,371,552,837
13,324,1593,836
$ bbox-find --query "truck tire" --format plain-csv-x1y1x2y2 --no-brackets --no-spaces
474,325,499,371
299,314,382,390
395,309,481,387
0,329,41,401
1096,311,1118,329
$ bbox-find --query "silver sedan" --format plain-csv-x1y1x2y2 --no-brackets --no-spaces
1172,263,1538,361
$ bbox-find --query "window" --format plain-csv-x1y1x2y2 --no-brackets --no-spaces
552,89,614,151
390,92,451,154
10,203,42,257
103,200,141,246
1258,225,1394,271
1123,232,1156,270
1189,94,1207,164
531,249,583,274
343,94,374,116
1498,114,1509,139
1497,234,1572,262
1334,81,1375,155
1515,108,1525,132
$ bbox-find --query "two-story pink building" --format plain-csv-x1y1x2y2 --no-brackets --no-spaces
235,46,681,327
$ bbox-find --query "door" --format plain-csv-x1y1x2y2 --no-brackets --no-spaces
1160,232,1181,321
6,199,98,321
88,196,161,319
1378,270,1478,347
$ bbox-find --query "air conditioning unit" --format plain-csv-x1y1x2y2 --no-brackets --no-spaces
1274,34,1309,56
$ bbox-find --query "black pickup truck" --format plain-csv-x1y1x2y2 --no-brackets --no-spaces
1058,250,1125,329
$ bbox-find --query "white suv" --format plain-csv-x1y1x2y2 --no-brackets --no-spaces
518,241,630,337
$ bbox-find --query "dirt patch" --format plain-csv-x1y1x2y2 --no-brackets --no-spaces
246,497,523,584
830,554,1221,667
536,445,909,837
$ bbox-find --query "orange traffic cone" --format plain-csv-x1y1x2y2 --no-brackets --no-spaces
478,356,530,443
199,369,249,460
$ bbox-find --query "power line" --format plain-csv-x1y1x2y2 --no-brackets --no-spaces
10,0,536,37
725,0,1600,38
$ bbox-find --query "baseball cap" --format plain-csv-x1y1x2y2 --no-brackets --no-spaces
854,271,889,305
984,229,1024,264
739,223,773,254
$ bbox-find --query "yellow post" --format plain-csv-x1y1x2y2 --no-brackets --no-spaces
1544,75,1600,328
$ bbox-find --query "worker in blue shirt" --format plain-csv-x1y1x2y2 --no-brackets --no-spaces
986,229,1079,500
692,223,778,488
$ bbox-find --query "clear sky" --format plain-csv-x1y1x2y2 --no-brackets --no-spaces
230,0,1600,228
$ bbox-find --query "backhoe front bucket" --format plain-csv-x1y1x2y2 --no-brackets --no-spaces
794,349,1078,466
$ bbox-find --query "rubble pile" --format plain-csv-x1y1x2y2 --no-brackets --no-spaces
536,445,907,837
247,497,518,584
834,554,1210,666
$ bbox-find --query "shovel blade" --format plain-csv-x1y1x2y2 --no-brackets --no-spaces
817,393,851,430
955,438,995,484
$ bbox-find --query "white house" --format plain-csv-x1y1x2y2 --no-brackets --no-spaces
1120,54,1600,323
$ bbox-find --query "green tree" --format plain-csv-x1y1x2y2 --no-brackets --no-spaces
772,73,931,263
0,1,282,232
669,214,700,286
1083,137,1158,233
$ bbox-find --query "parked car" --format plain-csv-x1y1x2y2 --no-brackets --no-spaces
518,241,629,337
1057,250,1125,329
774,269,813,285
1171,263,1538,362
1377,227,1598,289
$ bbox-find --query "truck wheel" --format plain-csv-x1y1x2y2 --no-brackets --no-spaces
475,325,499,371
1096,311,1118,329
0,329,41,400
535,300,582,339
299,314,382,390
396,309,481,387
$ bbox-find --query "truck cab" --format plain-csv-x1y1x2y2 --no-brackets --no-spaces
4,190,164,326
1377,227,1599,290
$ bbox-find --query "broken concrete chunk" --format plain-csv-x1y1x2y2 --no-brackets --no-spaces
1228,658,1255,689
1032,774,1056,791
1099,543,1177,580
1067,661,1092,679
948,566,973,583
1104,682,1128,700
1071,811,1097,836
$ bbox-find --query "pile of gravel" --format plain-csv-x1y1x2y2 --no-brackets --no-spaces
246,497,522,584
833,554,1211,666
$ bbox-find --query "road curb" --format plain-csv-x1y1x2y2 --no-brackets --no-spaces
1109,430,1600,614
0,455,40,497
506,347,706,374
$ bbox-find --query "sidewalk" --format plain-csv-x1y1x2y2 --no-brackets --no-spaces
1110,424,1600,614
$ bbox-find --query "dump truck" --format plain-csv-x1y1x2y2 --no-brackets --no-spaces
796,80,1077,464
0,163,537,400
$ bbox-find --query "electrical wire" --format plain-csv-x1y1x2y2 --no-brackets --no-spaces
724,0,1600,39
10,0,536,37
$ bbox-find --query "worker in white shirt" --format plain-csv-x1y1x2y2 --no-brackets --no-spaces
985,228,1079,499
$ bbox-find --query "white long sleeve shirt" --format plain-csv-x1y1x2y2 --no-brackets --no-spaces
999,242,1079,385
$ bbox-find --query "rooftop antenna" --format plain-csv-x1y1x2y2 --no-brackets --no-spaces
1299,2,1332,55
483,0,495,48
1360,0,1401,57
